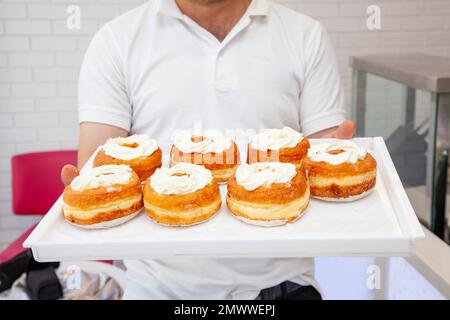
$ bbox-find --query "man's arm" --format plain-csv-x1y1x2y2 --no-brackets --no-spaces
300,22,352,138
308,120,356,139
61,122,128,185
301,22,356,140
78,122,128,167
61,24,131,185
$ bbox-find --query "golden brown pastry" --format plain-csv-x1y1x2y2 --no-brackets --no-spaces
144,163,221,226
301,140,377,201
170,129,240,183
247,127,310,168
63,165,143,228
227,162,310,227
93,134,162,182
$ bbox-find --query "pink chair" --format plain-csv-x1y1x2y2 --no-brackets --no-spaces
0,151,77,262
0,226,36,262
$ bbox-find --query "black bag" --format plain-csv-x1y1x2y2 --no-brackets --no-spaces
26,266,63,300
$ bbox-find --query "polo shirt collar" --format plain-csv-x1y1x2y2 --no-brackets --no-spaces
157,0,183,18
247,0,270,16
157,0,270,19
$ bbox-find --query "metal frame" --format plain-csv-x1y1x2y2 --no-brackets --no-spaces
352,69,367,137
431,93,450,240
352,71,449,242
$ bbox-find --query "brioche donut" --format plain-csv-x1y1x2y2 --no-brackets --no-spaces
143,163,222,226
301,140,377,201
170,129,240,183
227,162,310,227
63,165,143,228
93,134,162,181
247,127,310,168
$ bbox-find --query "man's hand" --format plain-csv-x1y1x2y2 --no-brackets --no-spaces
60,122,128,186
61,165,79,186
308,120,356,139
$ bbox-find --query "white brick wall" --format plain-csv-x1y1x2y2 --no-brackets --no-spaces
1,0,450,251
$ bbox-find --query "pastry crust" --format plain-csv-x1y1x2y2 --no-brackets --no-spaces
93,147,162,181
247,138,310,168
65,210,141,229
226,169,309,226
170,143,240,183
143,178,222,226
63,171,143,226
301,152,377,200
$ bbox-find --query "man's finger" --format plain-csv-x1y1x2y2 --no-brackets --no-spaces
335,120,356,139
61,164,79,186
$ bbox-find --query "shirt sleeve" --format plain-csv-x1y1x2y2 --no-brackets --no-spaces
78,24,131,132
299,22,346,136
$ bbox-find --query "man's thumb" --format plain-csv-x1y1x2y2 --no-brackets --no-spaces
335,120,356,139
61,164,79,186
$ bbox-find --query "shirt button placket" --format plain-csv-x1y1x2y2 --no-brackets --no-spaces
215,49,233,93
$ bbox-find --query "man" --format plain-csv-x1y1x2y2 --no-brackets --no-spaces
62,0,356,299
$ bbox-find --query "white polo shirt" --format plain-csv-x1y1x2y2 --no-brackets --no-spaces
78,0,345,299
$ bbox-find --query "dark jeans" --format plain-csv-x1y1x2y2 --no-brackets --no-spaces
256,281,322,300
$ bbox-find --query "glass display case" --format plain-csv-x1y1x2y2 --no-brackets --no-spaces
350,53,450,243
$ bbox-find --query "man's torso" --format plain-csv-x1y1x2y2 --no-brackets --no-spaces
83,0,329,299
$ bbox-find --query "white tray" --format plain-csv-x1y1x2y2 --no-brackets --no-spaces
24,137,425,262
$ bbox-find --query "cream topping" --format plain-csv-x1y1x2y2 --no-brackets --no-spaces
70,165,133,191
173,129,232,154
150,163,213,195
307,140,367,165
235,162,297,191
103,134,158,160
250,127,303,151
